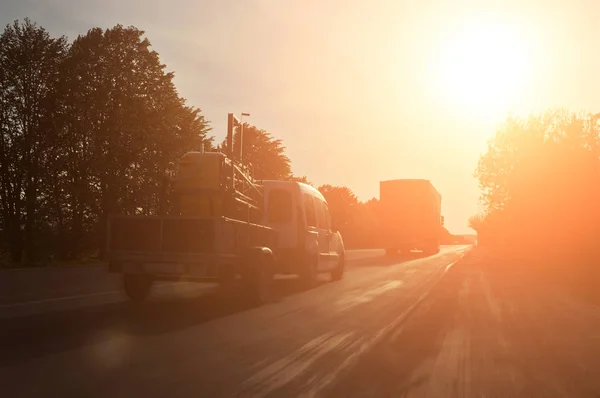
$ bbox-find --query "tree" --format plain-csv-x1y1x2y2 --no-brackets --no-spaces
63,25,212,258
0,21,213,265
0,19,68,263
474,110,600,255
317,185,359,228
468,213,485,233
287,175,312,185
347,198,381,248
222,123,292,180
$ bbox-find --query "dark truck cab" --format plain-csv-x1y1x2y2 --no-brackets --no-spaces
379,179,444,256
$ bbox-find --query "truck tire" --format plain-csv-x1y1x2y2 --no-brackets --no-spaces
299,254,319,287
123,274,153,302
330,252,345,281
241,248,275,305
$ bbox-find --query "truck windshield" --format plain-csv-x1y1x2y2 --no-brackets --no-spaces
267,189,293,224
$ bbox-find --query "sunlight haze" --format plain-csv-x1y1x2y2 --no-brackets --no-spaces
431,15,534,120
3,0,599,233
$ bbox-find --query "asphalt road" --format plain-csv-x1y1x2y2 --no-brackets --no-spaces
1,245,470,397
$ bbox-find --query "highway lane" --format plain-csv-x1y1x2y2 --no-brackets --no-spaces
0,248,442,319
1,245,469,397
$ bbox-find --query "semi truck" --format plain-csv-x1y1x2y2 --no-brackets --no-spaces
379,179,444,256
106,114,345,304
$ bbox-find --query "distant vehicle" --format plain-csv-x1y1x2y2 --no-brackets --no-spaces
379,179,444,256
261,180,345,282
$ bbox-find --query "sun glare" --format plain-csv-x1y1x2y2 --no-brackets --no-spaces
433,20,532,119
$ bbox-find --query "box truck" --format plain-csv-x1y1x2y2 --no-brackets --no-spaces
379,179,443,256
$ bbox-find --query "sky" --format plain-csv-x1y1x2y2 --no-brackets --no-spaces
2,0,600,234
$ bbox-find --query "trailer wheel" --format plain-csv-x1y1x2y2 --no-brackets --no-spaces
123,274,153,302
242,248,275,305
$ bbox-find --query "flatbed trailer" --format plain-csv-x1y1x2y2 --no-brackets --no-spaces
107,215,277,302
107,113,279,303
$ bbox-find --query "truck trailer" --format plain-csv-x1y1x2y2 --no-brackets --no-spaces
379,179,443,256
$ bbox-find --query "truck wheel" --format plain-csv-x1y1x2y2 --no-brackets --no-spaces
299,254,318,287
242,249,275,305
330,252,345,281
123,274,153,302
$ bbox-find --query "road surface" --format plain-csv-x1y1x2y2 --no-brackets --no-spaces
0,248,415,318
1,246,469,397
6,244,600,397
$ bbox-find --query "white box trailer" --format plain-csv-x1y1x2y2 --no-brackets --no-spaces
379,179,443,255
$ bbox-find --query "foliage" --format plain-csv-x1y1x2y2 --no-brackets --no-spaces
473,110,600,258
287,175,312,185
317,185,359,228
0,20,212,265
0,19,69,263
222,123,292,180
468,213,485,233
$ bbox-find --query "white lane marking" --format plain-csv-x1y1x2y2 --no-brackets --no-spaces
0,255,376,308
241,331,358,397
0,247,470,309
0,263,106,274
336,280,405,311
0,291,124,308
0,283,207,308
336,246,470,312
305,250,470,397
239,249,471,397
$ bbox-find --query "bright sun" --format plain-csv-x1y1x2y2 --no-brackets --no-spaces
433,20,532,118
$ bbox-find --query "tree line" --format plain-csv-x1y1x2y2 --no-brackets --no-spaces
0,19,223,265
3,20,590,271
469,110,600,293
0,19,463,268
